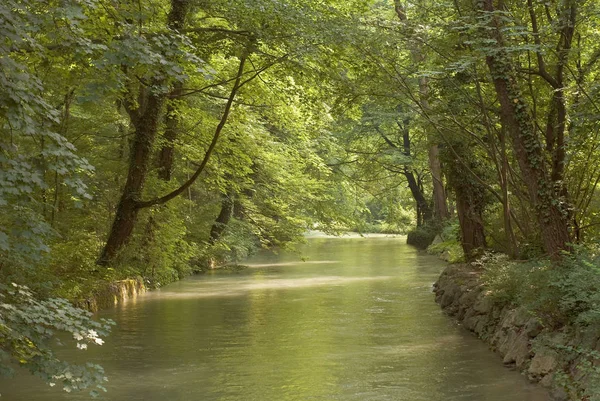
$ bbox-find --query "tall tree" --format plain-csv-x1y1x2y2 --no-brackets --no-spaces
394,0,449,221
472,0,573,258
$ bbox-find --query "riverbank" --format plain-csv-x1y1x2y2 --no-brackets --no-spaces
434,263,600,400
74,278,146,312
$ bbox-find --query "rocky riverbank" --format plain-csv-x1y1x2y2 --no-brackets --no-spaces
75,278,146,312
434,264,600,400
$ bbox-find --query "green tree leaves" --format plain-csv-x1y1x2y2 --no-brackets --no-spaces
0,283,113,396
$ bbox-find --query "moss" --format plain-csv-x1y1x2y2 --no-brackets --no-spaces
406,226,437,249
74,278,145,312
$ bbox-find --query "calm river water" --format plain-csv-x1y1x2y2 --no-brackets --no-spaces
1,235,549,400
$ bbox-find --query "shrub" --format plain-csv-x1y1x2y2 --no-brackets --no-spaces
481,246,600,327
425,219,465,262
407,223,440,249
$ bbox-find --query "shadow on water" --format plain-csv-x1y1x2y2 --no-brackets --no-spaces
0,236,550,401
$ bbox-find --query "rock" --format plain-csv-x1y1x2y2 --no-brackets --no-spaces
503,332,530,368
440,283,460,308
491,305,505,320
549,386,569,401
474,316,490,336
497,329,518,355
513,308,532,327
74,278,145,312
524,318,543,338
501,309,517,329
529,350,558,378
539,372,553,387
458,290,480,319
473,296,495,315
433,263,600,398
500,308,530,329
431,234,444,245
464,315,480,332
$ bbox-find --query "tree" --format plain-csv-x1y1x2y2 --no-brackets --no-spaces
468,0,574,258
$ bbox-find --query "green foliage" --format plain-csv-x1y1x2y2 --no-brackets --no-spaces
47,233,120,300
407,224,439,250
197,219,260,270
1,0,97,270
426,219,465,262
2,0,600,395
116,204,199,288
0,283,113,397
530,331,600,400
481,247,600,327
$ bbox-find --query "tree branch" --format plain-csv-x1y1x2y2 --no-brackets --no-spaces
527,0,559,89
135,54,248,209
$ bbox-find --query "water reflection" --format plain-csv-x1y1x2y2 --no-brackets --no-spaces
0,237,549,401
150,276,397,299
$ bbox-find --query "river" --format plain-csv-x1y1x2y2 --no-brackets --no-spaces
1,235,549,400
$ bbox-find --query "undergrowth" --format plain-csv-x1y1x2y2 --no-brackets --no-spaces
481,246,600,328
426,219,465,263
480,246,600,399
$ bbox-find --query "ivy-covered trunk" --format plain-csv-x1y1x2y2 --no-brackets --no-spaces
455,184,486,261
443,139,488,261
428,143,448,220
477,0,571,259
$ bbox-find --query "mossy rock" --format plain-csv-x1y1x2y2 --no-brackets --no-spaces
407,227,437,249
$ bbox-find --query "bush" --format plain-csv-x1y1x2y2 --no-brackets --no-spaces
426,219,464,262
481,246,600,327
352,221,404,234
46,232,123,301
480,248,600,399
407,223,440,249
115,205,199,288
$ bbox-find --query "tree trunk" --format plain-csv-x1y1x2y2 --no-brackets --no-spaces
455,187,486,261
98,0,191,265
398,115,433,225
157,0,188,181
478,0,571,259
209,191,235,244
404,170,431,226
394,1,448,222
500,135,518,258
428,144,449,220
157,84,183,181
98,92,165,265
98,50,250,265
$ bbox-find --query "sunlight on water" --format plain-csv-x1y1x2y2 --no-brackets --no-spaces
0,237,549,401
150,276,397,299
246,260,341,267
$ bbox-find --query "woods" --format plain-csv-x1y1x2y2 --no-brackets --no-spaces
3,0,600,397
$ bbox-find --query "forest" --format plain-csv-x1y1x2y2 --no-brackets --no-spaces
2,0,600,398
